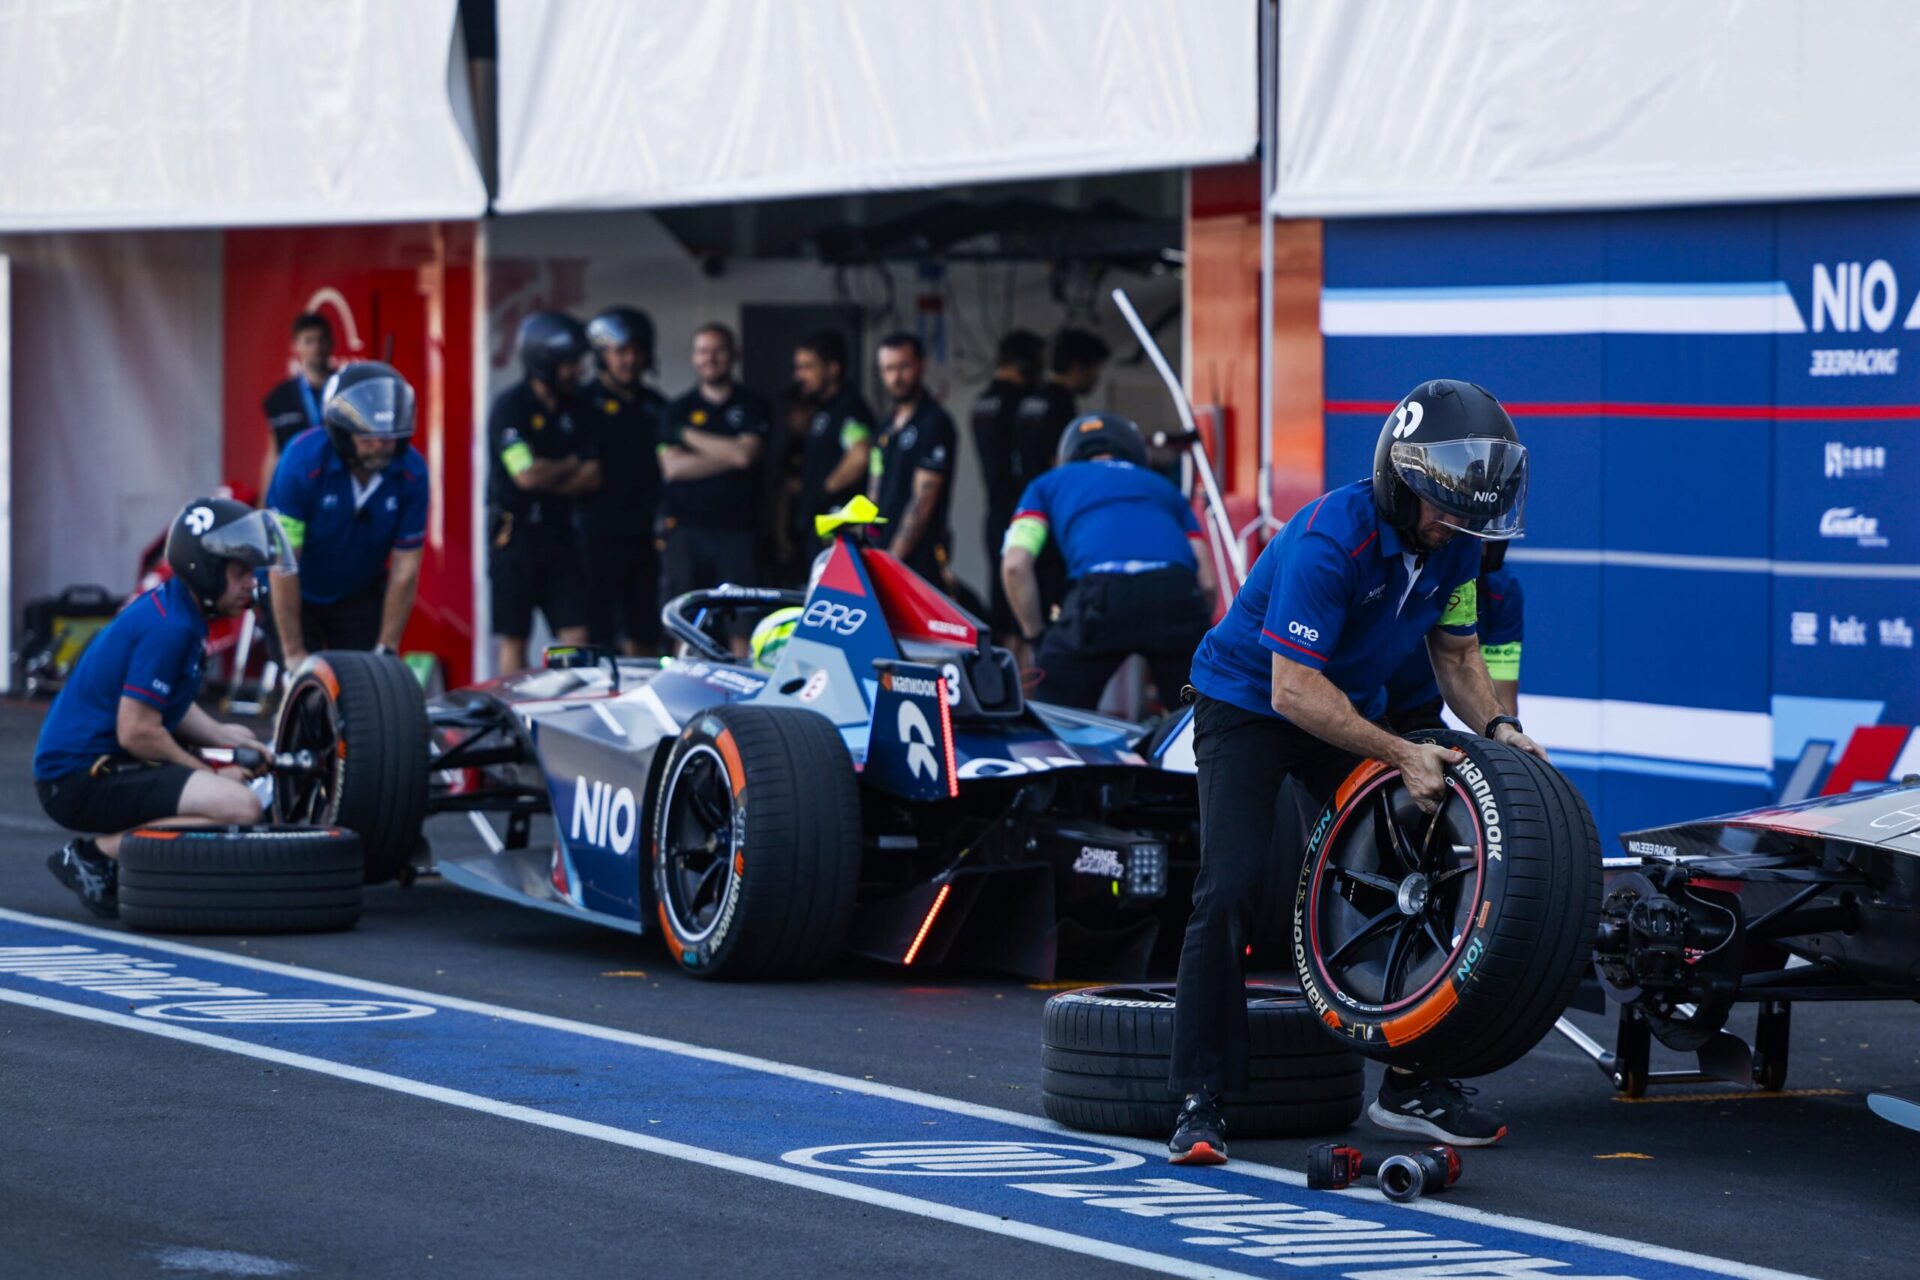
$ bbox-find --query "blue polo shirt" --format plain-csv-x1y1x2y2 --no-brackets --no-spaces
1386,566,1524,711
1189,481,1480,721
268,428,429,603
34,578,207,780
1006,459,1201,579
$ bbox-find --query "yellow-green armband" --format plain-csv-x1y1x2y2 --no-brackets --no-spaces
1482,640,1521,682
501,441,534,477
1002,516,1048,557
273,512,306,552
868,448,885,480
841,420,872,450
1440,578,1478,629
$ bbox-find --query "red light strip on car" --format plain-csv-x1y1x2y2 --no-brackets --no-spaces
937,689,958,799
903,883,954,965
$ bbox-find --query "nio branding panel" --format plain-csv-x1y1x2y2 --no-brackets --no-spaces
571,777,639,855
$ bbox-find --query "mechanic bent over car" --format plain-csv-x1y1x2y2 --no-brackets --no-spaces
36,498,295,917
1001,413,1215,710
1167,379,1545,1165
266,361,428,668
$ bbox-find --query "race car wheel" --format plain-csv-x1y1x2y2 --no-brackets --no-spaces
1293,730,1600,1078
1040,984,1364,1138
650,704,860,980
118,825,363,934
273,651,429,884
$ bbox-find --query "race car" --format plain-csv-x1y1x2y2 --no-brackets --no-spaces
268,506,1202,980
1556,779,1920,1127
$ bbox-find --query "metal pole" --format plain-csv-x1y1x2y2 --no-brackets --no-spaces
1255,0,1278,534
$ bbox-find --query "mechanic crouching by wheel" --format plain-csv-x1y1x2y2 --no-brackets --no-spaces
1166,379,1547,1166
35,499,295,917
1001,413,1215,710
265,361,428,670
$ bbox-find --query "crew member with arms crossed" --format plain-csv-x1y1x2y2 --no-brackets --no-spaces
37,498,296,917
1166,379,1545,1165
266,362,428,668
1001,414,1214,710
868,332,957,585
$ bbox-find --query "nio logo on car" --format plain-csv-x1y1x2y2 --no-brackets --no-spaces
897,702,940,782
1072,846,1125,878
571,777,638,854
802,600,868,635
1390,400,1424,439
135,999,436,1024
781,1141,1143,1178
1288,620,1319,643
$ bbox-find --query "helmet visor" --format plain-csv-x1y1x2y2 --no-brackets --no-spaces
327,376,416,439
1390,438,1528,539
204,509,298,575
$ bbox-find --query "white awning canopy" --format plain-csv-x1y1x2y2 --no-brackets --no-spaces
1274,0,1920,217
0,0,487,232
495,0,1256,213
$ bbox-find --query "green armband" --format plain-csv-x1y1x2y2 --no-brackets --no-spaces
501,441,534,477
1440,578,1478,629
868,448,885,480
840,419,872,450
273,512,306,552
1003,516,1048,557
1482,640,1521,682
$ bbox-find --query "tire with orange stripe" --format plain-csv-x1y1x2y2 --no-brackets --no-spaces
649,704,860,979
1291,730,1600,1077
119,824,363,934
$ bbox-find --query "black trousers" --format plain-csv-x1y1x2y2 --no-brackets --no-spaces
1169,694,1360,1094
585,533,661,649
1035,568,1211,711
262,579,384,662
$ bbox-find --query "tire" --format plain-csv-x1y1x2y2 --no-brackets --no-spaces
272,650,429,884
649,704,861,979
119,825,363,934
1291,730,1601,1077
1040,984,1365,1138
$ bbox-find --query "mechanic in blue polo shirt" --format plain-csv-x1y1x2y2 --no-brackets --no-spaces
1165,379,1546,1166
36,497,295,917
1001,413,1215,709
1388,540,1525,731
266,361,428,671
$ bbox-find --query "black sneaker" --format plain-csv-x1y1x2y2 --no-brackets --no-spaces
1369,1073,1507,1146
1168,1092,1229,1165
48,839,117,918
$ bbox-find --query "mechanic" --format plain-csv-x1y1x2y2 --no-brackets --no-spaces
488,311,599,674
580,306,668,656
971,330,1046,641
258,312,335,499
1388,540,1524,732
1166,379,1545,1165
658,323,771,655
36,498,294,917
265,361,428,668
868,332,958,585
789,330,875,559
1001,413,1214,711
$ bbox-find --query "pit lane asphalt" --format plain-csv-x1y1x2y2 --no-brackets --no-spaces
1,699,1914,1279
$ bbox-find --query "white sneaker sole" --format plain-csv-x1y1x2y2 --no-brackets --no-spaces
1366,1100,1507,1147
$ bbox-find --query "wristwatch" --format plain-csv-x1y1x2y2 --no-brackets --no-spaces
372,642,396,658
1484,714,1524,739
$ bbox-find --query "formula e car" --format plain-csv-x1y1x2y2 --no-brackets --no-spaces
269,510,1201,980
1556,780,1920,1123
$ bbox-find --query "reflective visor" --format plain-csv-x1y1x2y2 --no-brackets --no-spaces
1390,438,1528,539
204,509,298,575
328,377,416,439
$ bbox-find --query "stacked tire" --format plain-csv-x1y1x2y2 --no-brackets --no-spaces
1041,984,1365,1138
119,826,363,934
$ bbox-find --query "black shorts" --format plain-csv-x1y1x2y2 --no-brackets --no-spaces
491,529,589,638
37,764,196,834
585,533,661,648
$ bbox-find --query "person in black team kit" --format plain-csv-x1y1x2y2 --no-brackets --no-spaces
580,305,667,656
488,311,598,674
1014,328,1110,617
658,323,771,655
868,333,957,585
259,312,335,499
971,330,1045,640
789,330,876,564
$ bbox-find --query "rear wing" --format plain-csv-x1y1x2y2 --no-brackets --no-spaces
863,659,958,803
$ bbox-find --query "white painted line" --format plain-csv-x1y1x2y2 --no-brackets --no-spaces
0,908,1812,1280
0,988,1255,1280
1507,546,1920,581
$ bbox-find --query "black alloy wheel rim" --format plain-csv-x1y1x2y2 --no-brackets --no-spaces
1308,772,1483,1012
661,745,737,941
276,682,340,824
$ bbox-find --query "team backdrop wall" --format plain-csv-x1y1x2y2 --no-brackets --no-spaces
1321,201,1920,839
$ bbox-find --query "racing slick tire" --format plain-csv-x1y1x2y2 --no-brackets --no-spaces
1292,730,1601,1078
650,704,861,980
272,651,429,884
118,825,364,934
1040,984,1365,1138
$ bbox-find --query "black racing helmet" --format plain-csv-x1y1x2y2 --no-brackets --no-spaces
1371,379,1527,540
586,305,656,371
165,497,296,611
517,311,590,384
1056,412,1149,468
322,361,415,461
